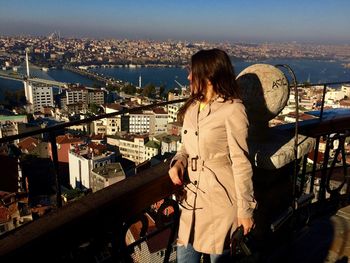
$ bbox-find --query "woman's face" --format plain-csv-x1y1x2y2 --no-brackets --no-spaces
187,67,194,93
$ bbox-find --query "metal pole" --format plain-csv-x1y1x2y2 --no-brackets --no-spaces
320,84,327,120
49,131,62,208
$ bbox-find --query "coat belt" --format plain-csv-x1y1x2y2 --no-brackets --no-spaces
189,155,231,171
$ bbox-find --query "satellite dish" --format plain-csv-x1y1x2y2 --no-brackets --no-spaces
236,64,289,124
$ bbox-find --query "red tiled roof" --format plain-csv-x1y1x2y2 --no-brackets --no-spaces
88,142,107,152
18,137,39,152
90,133,105,140
339,99,350,106
0,191,11,199
285,112,316,120
0,206,10,224
56,135,83,145
308,150,324,164
153,107,167,115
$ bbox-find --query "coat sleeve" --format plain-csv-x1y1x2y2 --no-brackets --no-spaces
170,143,188,169
225,102,256,218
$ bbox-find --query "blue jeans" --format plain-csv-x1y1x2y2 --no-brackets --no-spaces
177,243,231,263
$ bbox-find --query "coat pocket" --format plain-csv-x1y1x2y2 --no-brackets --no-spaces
205,165,234,207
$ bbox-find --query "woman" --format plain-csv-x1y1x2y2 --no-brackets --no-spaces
168,49,255,262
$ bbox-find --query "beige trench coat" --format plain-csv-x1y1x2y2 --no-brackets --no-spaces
171,97,255,254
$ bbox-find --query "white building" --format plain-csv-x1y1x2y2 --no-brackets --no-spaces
144,140,160,160
129,111,153,134
325,88,345,105
128,108,168,135
68,145,115,189
93,119,107,135
66,87,88,105
157,134,181,155
118,134,148,164
341,84,350,98
104,104,123,135
63,87,104,114
167,91,186,122
152,108,168,135
24,82,54,113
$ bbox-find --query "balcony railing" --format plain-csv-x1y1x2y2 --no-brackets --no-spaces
1,81,350,261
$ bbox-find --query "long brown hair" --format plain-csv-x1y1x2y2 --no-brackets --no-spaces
178,49,241,121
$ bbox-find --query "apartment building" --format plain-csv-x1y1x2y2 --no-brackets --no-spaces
117,134,148,164
24,82,54,113
129,111,153,134
152,108,168,134
66,87,88,105
167,90,186,122
128,108,168,135
88,90,105,105
68,144,115,189
104,103,124,135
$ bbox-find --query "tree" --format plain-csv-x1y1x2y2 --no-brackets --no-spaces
89,103,100,114
123,84,137,95
2,90,26,108
142,83,156,98
159,84,166,98
92,82,102,89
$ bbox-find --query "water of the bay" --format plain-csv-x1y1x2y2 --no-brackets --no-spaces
1,59,350,101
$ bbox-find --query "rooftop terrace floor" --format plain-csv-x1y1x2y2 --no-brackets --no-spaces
290,205,350,263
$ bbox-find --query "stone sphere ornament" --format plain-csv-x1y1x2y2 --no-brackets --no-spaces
236,64,289,124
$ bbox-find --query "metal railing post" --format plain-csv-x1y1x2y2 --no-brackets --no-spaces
320,84,327,120
309,137,320,195
49,131,62,208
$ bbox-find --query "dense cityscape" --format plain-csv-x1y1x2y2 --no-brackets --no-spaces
1,35,350,69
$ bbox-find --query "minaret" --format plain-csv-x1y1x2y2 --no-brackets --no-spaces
138,74,142,88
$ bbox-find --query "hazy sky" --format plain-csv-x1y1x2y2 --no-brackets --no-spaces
0,0,349,44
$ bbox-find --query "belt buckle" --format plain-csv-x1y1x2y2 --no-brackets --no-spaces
191,156,198,171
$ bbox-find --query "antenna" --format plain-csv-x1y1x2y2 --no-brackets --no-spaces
174,79,186,89
25,48,30,78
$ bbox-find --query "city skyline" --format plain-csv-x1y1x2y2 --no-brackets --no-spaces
0,0,350,44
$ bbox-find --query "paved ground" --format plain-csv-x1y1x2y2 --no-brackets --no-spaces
326,206,350,262
290,205,350,263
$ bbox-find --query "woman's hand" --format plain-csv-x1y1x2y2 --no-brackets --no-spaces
237,217,254,235
168,160,185,185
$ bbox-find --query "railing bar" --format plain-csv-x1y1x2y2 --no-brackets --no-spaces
125,221,174,251
295,80,350,87
318,135,331,201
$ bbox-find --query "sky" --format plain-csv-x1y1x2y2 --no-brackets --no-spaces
0,0,349,44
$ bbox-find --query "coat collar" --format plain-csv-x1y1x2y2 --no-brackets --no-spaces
186,96,229,124
198,95,224,121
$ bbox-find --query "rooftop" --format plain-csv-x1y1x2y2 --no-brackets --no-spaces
92,162,125,178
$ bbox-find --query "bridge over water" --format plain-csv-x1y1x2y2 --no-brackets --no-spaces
0,71,68,87
1,66,126,88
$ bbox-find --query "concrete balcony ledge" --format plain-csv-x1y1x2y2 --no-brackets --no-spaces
0,158,178,260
